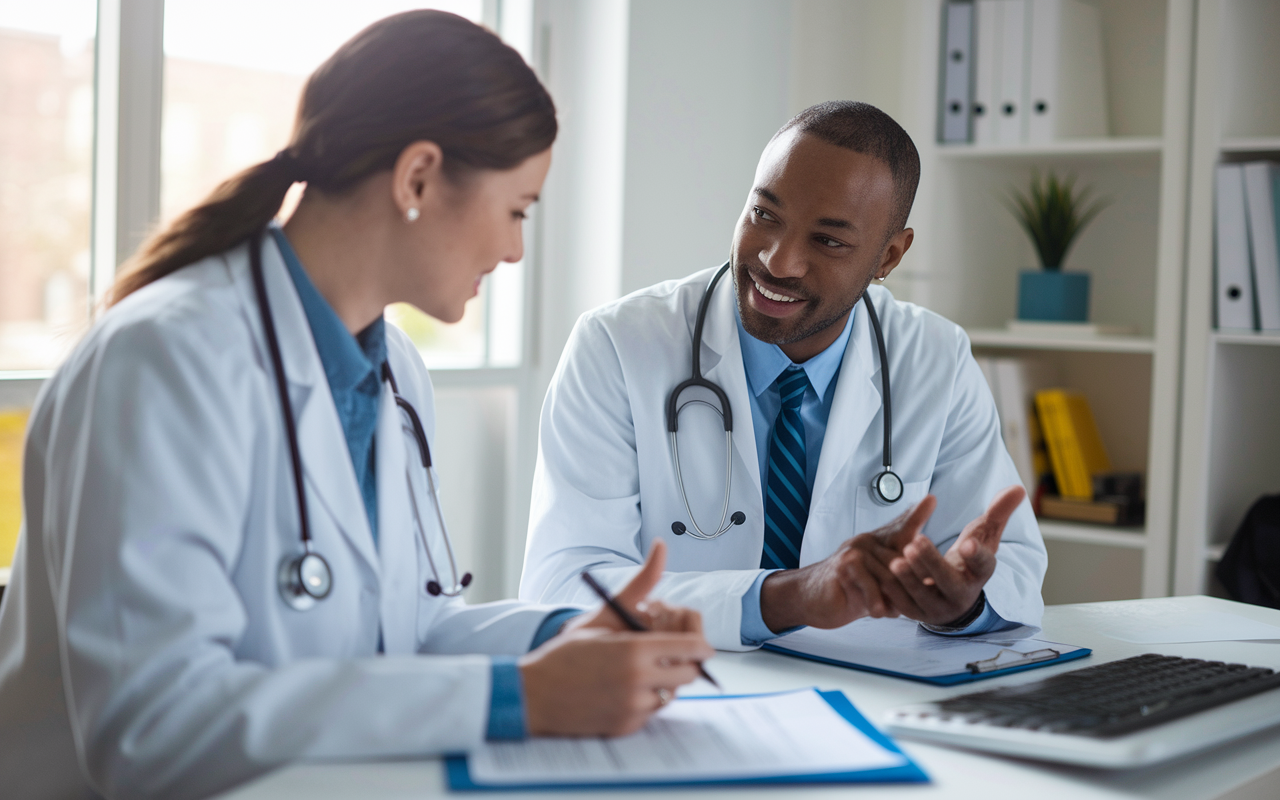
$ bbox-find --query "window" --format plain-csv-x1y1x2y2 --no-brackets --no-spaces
162,0,522,369
1,0,538,592
0,1,97,371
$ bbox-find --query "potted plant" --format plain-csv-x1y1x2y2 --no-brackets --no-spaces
1007,171,1109,322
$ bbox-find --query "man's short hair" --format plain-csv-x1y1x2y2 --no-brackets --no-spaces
776,101,921,238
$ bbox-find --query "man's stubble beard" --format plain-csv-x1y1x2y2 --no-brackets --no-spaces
731,265,870,347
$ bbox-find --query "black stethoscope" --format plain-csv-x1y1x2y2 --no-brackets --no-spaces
665,262,902,540
248,231,472,611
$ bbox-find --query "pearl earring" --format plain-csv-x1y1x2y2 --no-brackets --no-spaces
405,207,420,223
875,274,887,282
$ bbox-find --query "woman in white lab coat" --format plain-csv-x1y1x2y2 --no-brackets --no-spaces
0,11,710,800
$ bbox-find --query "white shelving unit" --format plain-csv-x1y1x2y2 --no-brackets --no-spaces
937,136,1164,160
1219,137,1280,154
965,329,1155,353
1038,520,1146,549
1173,0,1280,597
906,0,1194,603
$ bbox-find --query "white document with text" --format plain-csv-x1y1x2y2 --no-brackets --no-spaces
467,689,906,786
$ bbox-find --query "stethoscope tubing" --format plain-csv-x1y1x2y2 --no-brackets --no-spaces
665,262,901,540
248,231,470,608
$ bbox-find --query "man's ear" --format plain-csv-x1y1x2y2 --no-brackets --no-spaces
391,140,446,218
875,227,914,281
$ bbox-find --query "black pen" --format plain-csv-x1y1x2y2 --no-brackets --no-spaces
580,570,721,690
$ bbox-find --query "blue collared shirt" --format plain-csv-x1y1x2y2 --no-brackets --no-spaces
271,226,384,544
732,301,1007,644
272,225,574,741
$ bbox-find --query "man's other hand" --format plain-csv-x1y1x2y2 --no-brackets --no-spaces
759,497,937,632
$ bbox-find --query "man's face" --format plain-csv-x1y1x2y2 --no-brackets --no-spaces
730,130,911,362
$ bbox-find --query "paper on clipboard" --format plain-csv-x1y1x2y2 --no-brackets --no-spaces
767,617,1085,680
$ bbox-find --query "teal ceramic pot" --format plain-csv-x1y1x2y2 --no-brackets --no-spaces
1017,270,1090,322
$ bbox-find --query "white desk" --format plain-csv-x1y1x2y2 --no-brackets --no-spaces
216,596,1280,800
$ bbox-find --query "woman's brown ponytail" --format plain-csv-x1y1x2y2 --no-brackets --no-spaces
109,10,556,305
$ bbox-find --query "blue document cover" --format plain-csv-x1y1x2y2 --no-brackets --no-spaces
446,689,928,791
763,641,1092,686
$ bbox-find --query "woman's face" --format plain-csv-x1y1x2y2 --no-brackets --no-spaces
404,148,552,324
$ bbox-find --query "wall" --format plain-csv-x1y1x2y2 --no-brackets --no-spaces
535,0,630,350
787,0,912,122
615,1,930,298
787,0,929,305
618,0,791,296
497,0,928,594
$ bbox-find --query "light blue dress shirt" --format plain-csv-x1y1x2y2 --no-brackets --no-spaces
733,301,1008,645
271,227,383,543
272,225,574,741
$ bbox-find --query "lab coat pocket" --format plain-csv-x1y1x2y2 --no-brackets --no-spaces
852,479,931,536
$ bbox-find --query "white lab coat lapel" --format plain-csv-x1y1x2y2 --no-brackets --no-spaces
698,272,763,511
375,382,417,654
243,238,382,578
810,304,881,516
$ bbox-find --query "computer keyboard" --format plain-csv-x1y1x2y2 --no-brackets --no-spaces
930,653,1280,738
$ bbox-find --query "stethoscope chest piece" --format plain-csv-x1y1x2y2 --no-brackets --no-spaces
872,468,904,505
278,550,333,611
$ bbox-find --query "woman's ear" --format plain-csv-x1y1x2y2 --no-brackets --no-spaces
392,141,445,222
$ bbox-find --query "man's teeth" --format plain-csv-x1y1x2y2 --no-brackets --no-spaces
754,280,800,303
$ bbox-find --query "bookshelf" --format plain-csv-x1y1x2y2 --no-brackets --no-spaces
1173,0,1280,597
937,136,1164,161
965,329,1155,353
903,0,1194,603
1220,137,1280,154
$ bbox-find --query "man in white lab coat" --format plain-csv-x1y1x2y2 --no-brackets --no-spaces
520,101,1047,651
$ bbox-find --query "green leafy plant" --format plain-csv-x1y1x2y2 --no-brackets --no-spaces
1006,171,1109,271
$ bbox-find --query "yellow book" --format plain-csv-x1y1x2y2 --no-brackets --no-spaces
0,410,28,570
1034,390,1110,500
1027,405,1050,480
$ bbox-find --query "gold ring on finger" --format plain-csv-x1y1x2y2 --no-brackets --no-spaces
656,688,672,707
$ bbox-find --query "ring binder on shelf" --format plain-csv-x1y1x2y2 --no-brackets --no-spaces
939,1,975,143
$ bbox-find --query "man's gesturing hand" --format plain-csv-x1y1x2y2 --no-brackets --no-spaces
759,498,938,633
519,541,713,737
875,485,1026,627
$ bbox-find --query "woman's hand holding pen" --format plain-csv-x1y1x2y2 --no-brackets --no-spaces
519,541,714,737
563,541,705,637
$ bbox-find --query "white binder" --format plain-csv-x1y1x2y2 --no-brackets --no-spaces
1243,162,1280,331
973,0,1001,144
1026,0,1109,142
1215,164,1257,331
993,358,1054,495
940,1,975,143
996,0,1028,145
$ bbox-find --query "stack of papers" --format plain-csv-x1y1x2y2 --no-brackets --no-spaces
447,688,927,790
1068,603,1280,644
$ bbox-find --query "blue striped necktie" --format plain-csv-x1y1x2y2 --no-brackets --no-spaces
761,367,811,570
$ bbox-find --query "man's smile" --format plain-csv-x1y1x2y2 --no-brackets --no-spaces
753,278,802,303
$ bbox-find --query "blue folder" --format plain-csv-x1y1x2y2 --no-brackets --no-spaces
445,689,928,791
762,642,1093,686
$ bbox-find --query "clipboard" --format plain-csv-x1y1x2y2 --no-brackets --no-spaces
762,617,1092,686
445,689,929,791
